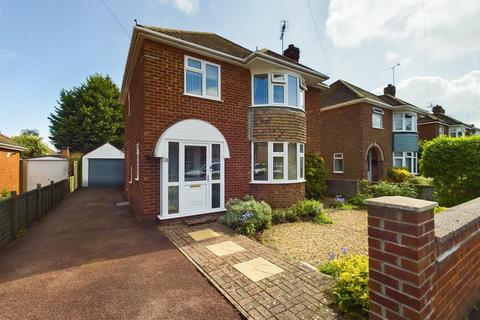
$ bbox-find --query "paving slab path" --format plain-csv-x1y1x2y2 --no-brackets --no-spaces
160,222,345,320
0,188,241,320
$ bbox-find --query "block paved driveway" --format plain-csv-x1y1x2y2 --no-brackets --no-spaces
0,188,241,320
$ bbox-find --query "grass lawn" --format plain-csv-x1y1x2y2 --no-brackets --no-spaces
260,208,368,267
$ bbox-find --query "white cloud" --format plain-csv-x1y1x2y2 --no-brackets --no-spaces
325,0,480,57
375,70,480,127
158,0,199,14
385,51,399,63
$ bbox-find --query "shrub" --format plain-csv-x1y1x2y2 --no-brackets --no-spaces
271,199,332,225
348,193,370,209
305,153,327,199
349,180,418,209
320,255,369,317
271,209,286,224
434,206,447,214
421,136,480,206
0,188,11,200
331,202,354,210
388,167,411,183
290,199,324,219
221,196,272,236
408,175,433,186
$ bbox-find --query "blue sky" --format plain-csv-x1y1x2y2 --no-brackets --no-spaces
1,0,479,147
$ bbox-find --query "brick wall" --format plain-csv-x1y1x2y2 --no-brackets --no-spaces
366,196,480,319
0,149,21,193
249,182,305,208
316,103,392,181
418,123,449,141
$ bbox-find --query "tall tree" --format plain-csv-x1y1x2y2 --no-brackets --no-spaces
49,74,124,154
12,130,49,158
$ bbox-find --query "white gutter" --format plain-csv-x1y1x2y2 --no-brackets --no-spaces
0,142,26,152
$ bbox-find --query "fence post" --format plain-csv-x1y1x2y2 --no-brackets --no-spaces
10,191,18,239
50,180,55,208
365,196,437,320
37,183,42,220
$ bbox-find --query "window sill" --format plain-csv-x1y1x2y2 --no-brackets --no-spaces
183,93,223,102
249,105,305,113
393,130,418,133
250,179,306,185
333,171,344,174
134,178,139,181
372,126,384,130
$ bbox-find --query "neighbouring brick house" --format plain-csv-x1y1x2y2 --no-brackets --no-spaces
121,26,329,221
309,81,427,197
418,104,477,140
0,133,26,194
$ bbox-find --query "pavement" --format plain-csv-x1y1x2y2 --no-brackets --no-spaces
0,187,241,320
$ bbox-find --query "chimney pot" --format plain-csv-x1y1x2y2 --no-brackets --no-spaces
432,105,445,115
61,147,70,158
384,84,396,96
283,44,300,62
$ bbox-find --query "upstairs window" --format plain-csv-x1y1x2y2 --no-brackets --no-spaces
372,107,384,129
252,73,305,109
393,112,417,132
185,56,220,99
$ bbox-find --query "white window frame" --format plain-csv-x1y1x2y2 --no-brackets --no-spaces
135,143,139,181
251,141,305,184
449,127,465,137
439,125,445,135
251,72,306,110
393,112,417,132
372,107,384,129
392,151,418,174
184,55,221,100
333,153,344,173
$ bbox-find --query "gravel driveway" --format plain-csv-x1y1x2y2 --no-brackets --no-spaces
260,209,368,267
0,188,241,320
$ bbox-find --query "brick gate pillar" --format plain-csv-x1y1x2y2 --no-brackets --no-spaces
365,196,438,319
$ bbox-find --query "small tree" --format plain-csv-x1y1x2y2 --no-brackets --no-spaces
421,135,480,206
11,130,49,159
305,153,327,199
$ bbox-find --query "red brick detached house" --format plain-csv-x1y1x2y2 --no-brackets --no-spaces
309,81,426,197
418,104,476,140
0,134,26,194
120,26,329,221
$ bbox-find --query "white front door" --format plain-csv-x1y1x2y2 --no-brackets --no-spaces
162,141,224,219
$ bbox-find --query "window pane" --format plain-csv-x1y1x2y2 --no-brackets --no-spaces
168,142,179,182
394,152,403,157
288,75,298,107
273,156,284,180
184,145,207,181
206,64,219,97
288,143,297,180
168,186,179,214
187,58,201,69
394,159,403,167
211,144,221,180
373,113,383,128
334,159,343,172
300,144,304,153
212,183,220,208
253,142,268,180
300,156,304,178
186,70,202,95
405,114,413,131
273,85,284,103
254,74,268,104
273,143,283,152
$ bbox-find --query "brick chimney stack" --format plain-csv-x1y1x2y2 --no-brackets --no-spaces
383,84,396,96
283,44,300,62
61,147,70,158
432,105,445,115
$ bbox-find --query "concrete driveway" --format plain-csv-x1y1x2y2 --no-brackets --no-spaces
0,188,241,320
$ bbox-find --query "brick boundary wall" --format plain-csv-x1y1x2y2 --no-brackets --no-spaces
365,196,480,320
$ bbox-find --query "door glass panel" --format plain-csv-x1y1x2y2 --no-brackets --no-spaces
212,144,221,180
168,186,179,214
288,143,297,180
184,146,207,181
168,142,179,182
253,142,268,180
212,183,220,208
273,156,284,180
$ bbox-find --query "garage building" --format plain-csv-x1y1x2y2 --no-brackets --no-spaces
82,143,124,187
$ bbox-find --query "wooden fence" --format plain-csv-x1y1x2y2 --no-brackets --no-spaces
0,179,76,250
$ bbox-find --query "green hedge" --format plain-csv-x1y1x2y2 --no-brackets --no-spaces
421,136,480,206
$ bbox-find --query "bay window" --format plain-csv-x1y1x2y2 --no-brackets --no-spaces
393,151,418,174
252,72,305,109
252,142,305,183
393,112,417,132
185,56,220,99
